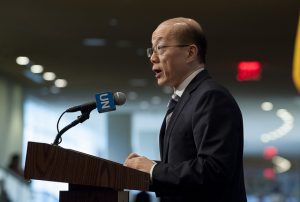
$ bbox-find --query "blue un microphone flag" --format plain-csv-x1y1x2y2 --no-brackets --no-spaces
95,92,116,113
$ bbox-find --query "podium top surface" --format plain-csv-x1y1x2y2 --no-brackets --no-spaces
24,142,150,191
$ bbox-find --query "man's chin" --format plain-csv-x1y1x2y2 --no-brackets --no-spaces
157,80,174,88
157,81,165,86
157,78,168,86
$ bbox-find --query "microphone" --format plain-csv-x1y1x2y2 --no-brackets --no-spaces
66,92,126,113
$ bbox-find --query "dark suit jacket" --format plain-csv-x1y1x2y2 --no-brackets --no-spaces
151,70,247,202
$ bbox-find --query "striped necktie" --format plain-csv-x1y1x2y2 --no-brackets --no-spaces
165,94,179,130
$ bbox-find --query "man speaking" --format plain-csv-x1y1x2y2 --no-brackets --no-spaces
124,17,247,202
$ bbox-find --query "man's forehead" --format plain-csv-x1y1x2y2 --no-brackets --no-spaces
151,25,175,44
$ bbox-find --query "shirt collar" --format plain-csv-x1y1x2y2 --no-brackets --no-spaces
173,66,204,98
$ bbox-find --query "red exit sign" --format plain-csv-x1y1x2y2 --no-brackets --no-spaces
237,61,262,81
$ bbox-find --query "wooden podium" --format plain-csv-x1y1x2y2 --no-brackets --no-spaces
24,142,150,202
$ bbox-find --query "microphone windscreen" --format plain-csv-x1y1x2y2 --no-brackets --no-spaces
114,92,126,105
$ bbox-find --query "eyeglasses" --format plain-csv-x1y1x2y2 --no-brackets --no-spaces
146,44,191,58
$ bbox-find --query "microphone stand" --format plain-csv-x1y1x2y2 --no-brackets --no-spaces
52,109,92,146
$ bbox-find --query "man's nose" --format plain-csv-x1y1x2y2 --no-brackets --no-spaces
150,52,159,64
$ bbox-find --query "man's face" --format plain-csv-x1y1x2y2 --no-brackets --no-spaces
150,24,189,88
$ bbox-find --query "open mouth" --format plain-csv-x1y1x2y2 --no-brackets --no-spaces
153,68,162,78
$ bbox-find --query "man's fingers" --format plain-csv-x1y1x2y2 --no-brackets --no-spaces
124,153,140,166
123,156,153,173
127,153,140,159
123,158,130,166
124,158,138,168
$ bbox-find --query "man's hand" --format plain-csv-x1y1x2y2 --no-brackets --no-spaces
123,153,154,173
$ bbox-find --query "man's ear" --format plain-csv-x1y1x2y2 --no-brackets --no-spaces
186,44,198,63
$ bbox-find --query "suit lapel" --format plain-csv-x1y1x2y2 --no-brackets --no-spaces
158,116,166,160
162,93,190,161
